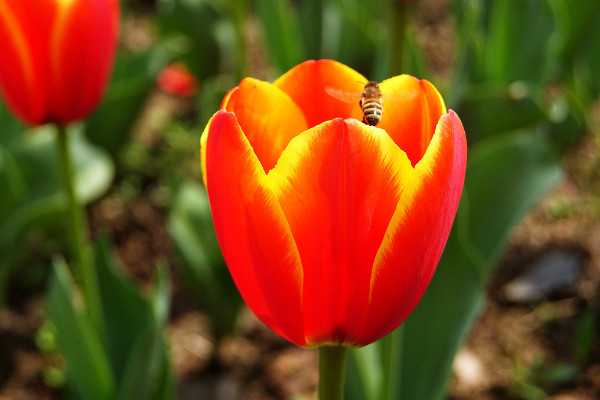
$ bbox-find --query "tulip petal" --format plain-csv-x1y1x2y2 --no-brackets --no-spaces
267,119,414,346
52,0,119,124
379,76,446,167
274,59,366,129
203,110,306,346
360,111,467,345
222,78,308,172
0,0,56,124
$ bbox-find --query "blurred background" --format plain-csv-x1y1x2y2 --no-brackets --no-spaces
0,0,599,399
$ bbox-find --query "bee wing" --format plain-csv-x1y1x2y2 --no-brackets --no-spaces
381,90,417,104
325,86,362,103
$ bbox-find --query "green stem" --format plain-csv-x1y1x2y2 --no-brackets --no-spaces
388,0,409,76
381,325,404,400
56,125,100,327
318,346,347,400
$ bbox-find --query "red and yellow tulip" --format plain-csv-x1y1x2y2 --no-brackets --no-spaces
0,0,120,125
201,60,467,348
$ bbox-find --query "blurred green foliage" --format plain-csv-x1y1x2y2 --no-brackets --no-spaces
47,238,172,400
86,47,174,156
168,181,242,337
0,107,113,305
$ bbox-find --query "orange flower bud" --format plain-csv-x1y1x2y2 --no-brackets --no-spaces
201,60,467,348
0,0,120,125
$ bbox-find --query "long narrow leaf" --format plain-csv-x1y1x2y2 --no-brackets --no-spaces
256,0,304,73
395,130,563,400
47,259,115,400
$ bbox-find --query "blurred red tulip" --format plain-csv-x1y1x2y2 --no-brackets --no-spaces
0,0,120,126
157,63,198,98
201,60,467,348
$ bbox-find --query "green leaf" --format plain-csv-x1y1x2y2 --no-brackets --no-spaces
116,262,172,400
573,307,597,365
464,130,563,267
344,341,385,400
156,0,222,80
299,0,323,60
394,130,563,400
332,0,382,78
0,99,24,149
0,126,113,258
485,0,554,84
47,240,173,400
548,0,600,65
47,259,116,400
394,225,483,400
256,0,304,74
92,237,173,400
168,182,242,336
451,0,485,91
94,236,153,384
86,47,173,155
453,82,544,143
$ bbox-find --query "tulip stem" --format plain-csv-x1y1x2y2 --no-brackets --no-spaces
318,346,347,400
388,0,409,76
55,124,100,327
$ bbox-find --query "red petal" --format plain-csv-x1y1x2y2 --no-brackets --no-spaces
222,78,308,172
0,0,56,124
379,76,446,166
204,110,306,346
268,118,414,346
359,111,467,345
52,0,120,124
274,59,366,129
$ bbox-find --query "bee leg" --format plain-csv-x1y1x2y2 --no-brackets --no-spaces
359,99,368,125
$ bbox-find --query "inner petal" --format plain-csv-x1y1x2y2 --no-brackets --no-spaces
274,59,366,129
222,77,308,172
379,76,446,167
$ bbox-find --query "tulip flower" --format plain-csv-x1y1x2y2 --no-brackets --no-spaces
157,63,198,98
201,59,466,349
0,0,120,126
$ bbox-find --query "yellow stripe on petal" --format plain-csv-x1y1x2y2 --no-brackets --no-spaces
360,111,467,345
267,118,415,346
50,0,75,90
0,1,35,100
222,77,308,172
200,111,216,187
204,110,306,346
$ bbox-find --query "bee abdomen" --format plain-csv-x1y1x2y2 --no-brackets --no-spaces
361,99,383,126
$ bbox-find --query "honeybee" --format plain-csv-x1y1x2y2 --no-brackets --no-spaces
326,81,385,126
